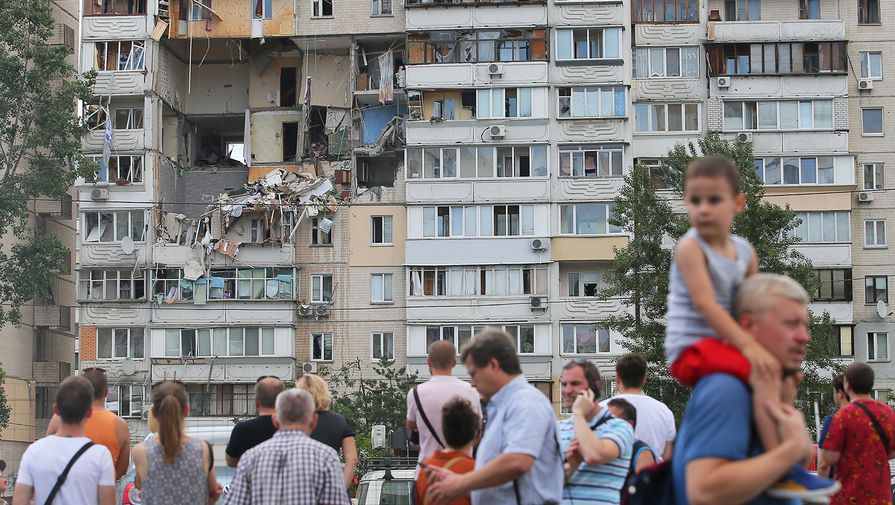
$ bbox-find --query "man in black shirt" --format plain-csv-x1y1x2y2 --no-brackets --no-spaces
226,376,285,467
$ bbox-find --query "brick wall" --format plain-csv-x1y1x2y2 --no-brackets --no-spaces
81,326,97,361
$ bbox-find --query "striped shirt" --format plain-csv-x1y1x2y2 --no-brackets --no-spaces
558,409,634,505
223,429,349,505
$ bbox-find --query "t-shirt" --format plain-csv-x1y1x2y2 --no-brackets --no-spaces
18,435,115,505
558,409,634,505
818,413,835,448
310,410,356,453
414,450,476,505
226,415,277,460
599,393,676,461
823,399,895,505
672,374,797,505
406,375,482,477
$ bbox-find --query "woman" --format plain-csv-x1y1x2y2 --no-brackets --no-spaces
132,381,221,505
297,374,359,488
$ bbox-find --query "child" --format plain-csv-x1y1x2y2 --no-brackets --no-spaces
665,155,838,501
415,399,480,505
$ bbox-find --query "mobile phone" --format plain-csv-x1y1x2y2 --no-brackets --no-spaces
589,383,601,400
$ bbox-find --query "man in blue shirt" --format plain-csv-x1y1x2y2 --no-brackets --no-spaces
673,274,824,505
426,329,563,505
816,374,848,478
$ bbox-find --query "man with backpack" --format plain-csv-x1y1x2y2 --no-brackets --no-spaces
12,376,115,505
606,398,656,478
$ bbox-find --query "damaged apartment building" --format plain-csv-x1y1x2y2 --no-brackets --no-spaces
76,0,406,433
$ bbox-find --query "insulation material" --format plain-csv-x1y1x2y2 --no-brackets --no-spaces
299,54,351,107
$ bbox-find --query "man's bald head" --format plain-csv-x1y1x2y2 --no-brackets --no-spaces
255,377,285,410
428,340,457,371
733,273,809,319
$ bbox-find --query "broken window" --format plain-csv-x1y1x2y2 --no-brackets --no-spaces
83,102,109,130
568,272,600,297
87,154,143,183
93,41,144,71
85,0,147,15
152,269,192,301
407,29,547,64
311,217,332,245
311,0,333,17
114,108,144,129
250,218,270,243
253,0,273,19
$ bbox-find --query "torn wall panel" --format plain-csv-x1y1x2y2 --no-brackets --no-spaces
250,111,305,163
249,53,301,108
170,0,295,39
298,54,351,108
185,63,250,114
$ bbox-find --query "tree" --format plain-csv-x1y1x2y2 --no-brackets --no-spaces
0,0,96,326
0,363,10,431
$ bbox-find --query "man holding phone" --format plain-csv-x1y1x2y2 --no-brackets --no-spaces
558,358,634,505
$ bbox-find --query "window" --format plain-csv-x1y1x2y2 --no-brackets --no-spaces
96,328,144,359
568,272,600,297
868,332,888,361
832,326,853,357
250,218,269,243
632,0,699,22
723,100,832,131
406,29,548,64
559,145,623,177
504,325,536,354
860,52,883,80
201,268,294,300
706,42,847,76
312,0,333,18
79,270,146,301
371,216,393,244
409,265,548,297
560,204,621,235
866,276,888,304
93,41,144,71
555,28,621,61
862,108,884,135
858,0,880,24
106,385,144,417
372,332,395,361
724,0,760,20
558,87,626,118
814,269,852,301
791,211,850,243
253,0,272,18
754,156,834,185
87,154,143,184
371,273,394,302
85,0,146,15
633,47,699,78
634,103,700,132
312,333,334,361
311,217,332,245
164,327,276,357
371,0,392,15
864,163,885,190
407,146,547,179
83,210,145,243
311,274,333,303
152,268,192,301
424,324,534,354
476,88,532,119
561,324,610,353
114,108,144,129
422,205,535,237
865,220,887,248
188,0,213,19
798,0,819,18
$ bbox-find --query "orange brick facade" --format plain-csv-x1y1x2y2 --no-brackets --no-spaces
80,326,97,361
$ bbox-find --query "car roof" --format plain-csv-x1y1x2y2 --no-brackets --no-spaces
359,469,416,482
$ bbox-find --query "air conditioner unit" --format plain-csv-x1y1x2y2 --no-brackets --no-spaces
298,304,313,317
530,296,547,311
488,63,504,76
489,125,506,139
302,362,318,374
717,76,731,88
91,188,109,201
736,132,753,143
858,191,875,202
140,405,151,421
315,304,331,317
859,79,874,90
531,238,548,251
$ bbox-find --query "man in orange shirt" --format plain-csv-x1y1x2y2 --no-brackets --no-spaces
415,399,480,505
46,368,131,479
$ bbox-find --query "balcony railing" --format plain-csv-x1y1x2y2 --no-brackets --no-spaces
407,0,544,6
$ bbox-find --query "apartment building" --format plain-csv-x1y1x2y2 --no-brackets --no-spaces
0,0,79,480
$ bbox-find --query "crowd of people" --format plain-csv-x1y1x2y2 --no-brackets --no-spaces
6,155,895,505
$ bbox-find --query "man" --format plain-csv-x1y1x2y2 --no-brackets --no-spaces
13,376,115,505
226,376,285,467
673,274,833,505
606,398,656,476
45,367,131,479
407,340,482,478
426,329,563,505
224,388,348,505
560,359,634,505
822,362,895,505
599,353,676,461
816,374,849,479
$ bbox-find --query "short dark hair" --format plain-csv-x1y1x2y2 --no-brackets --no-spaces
460,329,522,375
845,362,874,395
255,377,285,409
56,376,94,424
429,340,456,370
442,399,480,449
562,359,601,389
685,155,741,195
832,374,845,393
82,368,107,400
615,353,647,389
608,398,637,428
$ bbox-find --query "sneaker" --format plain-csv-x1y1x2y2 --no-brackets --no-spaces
767,466,841,503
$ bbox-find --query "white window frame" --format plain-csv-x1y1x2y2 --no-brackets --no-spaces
561,323,611,354
96,327,144,359
422,205,535,237
87,154,143,184
634,103,701,133
860,51,883,80
862,107,884,136
555,28,621,61
371,0,392,15
114,107,144,129
633,47,699,78
868,332,889,361
863,162,885,190
476,88,532,119
312,332,334,361
83,210,145,243
165,327,276,357
722,100,833,131
371,215,394,245
754,156,834,186
559,145,624,177
502,324,536,354
79,270,146,301
106,385,145,418
408,146,548,180
409,265,548,297
792,211,850,243
559,203,622,236
865,219,887,248
371,331,395,361
568,271,600,297
371,273,394,303
93,41,145,71
311,274,333,303
557,87,626,118
311,0,334,17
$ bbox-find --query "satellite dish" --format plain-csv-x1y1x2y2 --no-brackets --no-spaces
122,357,136,376
121,236,135,255
878,299,889,319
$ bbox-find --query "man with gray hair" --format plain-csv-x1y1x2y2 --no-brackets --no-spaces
223,389,349,505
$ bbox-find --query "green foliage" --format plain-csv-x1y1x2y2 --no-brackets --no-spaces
0,0,97,326
0,363,9,431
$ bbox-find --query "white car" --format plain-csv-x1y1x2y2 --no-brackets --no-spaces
355,458,416,505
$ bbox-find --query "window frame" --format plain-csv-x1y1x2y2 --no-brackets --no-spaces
632,0,700,23
798,0,820,18
864,219,887,248
557,87,626,119
633,46,699,78
558,145,624,178
371,0,393,15
754,156,835,186
791,211,850,243
79,269,146,301
371,215,394,245
634,103,701,133
371,273,394,303
813,269,852,302
554,27,622,61
253,0,273,18
87,154,144,184
371,331,395,361
559,203,622,236
407,146,548,180
406,29,549,64
860,51,883,80
409,265,548,297
164,327,277,358
422,205,535,238
722,100,833,131
560,323,611,354
832,325,854,357
83,210,146,243
310,217,333,246
113,107,144,129
862,107,884,136
868,332,889,361
311,0,334,18
567,271,601,297
92,41,145,72
863,162,885,190
475,88,533,119
106,385,145,418
858,0,880,24
311,274,334,303
312,332,334,361
865,275,889,305
96,327,145,360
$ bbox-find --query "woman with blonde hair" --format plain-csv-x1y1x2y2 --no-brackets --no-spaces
132,381,221,504
297,373,359,488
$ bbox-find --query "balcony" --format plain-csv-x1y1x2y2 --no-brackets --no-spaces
83,129,144,152
150,357,296,383
407,295,552,321
710,19,845,43
406,237,551,265
407,119,549,145
406,62,548,88
92,72,145,97
33,361,72,383
406,1,547,31
33,305,72,330
82,15,150,41
405,179,550,204
408,355,552,380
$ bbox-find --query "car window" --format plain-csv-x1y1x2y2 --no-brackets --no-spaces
381,480,412,505
356,482,369,505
